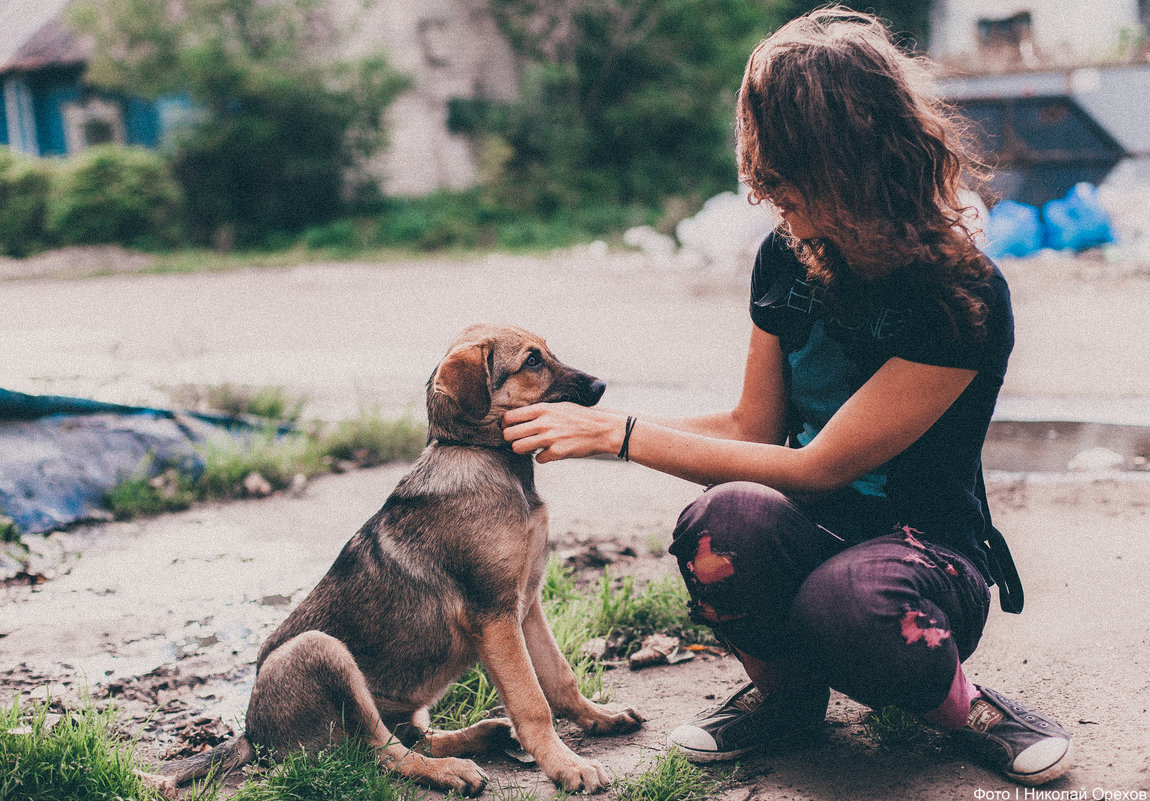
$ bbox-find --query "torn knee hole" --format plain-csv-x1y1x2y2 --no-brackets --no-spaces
688,534,735,584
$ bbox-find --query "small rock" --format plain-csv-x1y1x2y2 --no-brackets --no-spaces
580,637,609,661
623,225,676,257
242,472,273,497
289,473,308,497
628,633,681,670
1067,447,1125,472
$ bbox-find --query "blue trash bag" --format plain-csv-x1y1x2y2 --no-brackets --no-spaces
985,200,1045,259
1042,182,1114,251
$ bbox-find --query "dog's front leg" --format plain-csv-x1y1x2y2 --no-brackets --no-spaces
476,615,611,794
523,597,644,735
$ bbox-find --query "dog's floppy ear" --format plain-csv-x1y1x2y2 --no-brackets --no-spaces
430,342,492,424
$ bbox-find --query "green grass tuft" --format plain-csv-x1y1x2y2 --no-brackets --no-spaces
103,407,426,521
430,664,502,730
611,749,723,801
319,412,426,467
863,705,930,748
203,384,307,424
0,692,166,801
229,739,425,801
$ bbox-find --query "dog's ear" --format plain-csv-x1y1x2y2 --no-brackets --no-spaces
430,342,492,424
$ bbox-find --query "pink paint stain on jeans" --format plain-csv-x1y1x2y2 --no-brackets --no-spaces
900,609,952,648
901,552,938,569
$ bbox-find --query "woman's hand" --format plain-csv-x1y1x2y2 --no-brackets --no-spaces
502,403,627,463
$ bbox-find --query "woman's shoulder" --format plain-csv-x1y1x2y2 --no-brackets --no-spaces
892,253,1014,372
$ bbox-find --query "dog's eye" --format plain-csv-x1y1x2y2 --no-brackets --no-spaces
523,352,542,370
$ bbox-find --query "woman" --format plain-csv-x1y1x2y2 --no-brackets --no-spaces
502,8,1071,787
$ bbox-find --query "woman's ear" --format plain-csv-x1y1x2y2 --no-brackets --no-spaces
430,342,492,424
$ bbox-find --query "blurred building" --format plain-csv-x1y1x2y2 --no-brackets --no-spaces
322,0,517,196
0,0,517,196
930,0,1150,204
0,0,170,157
930,0,1149,71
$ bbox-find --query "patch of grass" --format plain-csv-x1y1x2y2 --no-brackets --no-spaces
1,513,20,542
106,469,198,520
229,739,425,801
490,780,569,801
204,384,306,424
195,432,322,499
586,569,704,650
611,748,723,801
318,412,426,467
863,705,930,748
432,559,702,731
430,665,502,731
104,410,427,521
0,692,166,801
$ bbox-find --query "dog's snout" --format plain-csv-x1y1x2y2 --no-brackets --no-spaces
588,379,606,404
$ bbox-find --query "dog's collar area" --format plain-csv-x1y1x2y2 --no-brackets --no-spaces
432,436,512,450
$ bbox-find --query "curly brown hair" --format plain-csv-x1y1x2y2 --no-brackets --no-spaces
737,7,991,336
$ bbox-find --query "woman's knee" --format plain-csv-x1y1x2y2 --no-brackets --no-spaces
670,482,796,563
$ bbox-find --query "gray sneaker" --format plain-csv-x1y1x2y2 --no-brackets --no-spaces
956,686,1072,785
668,682,829,763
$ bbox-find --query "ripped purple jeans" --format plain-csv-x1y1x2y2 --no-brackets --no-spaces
669,482,992,713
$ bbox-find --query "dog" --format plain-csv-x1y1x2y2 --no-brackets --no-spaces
145,323,642,796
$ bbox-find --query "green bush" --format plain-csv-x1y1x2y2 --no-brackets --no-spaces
302,220,364,253
49,145,185,249
0,147,53,256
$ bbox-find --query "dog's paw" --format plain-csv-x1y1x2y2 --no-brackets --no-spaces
427,757,489,797
549,755,612,794
575,704,644,736
134,770,178,800
470,716,516,749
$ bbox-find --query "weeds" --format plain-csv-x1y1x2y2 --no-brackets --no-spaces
204,384,306,424
104,408,426,521
431,664,502,730
0,692,166,801
431,558,701,730
611,748,724,801
228,739,425,801
863,705,930,748
5,562,711,799
321,412,426,467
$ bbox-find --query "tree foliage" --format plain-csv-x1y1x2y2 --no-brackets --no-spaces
452,0,791,212
69,0,410,245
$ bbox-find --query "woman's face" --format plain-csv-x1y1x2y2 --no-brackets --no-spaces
769,184,820,239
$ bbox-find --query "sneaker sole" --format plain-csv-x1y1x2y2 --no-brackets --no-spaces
1007,740,1073,786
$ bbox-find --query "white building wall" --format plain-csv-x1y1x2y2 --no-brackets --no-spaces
323,0,518,196
930,0,1143,68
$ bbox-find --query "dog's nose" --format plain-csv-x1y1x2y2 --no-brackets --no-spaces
588,380,606,403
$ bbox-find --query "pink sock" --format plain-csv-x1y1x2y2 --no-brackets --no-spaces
923,662,981,730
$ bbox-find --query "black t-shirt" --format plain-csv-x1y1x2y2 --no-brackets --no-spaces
748,231,1014,583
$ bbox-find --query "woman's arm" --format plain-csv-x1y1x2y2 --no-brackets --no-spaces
502,344,976,496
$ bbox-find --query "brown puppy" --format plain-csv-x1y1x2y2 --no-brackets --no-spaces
148,323,642,796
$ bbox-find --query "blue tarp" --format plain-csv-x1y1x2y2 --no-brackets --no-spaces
0,389,279,536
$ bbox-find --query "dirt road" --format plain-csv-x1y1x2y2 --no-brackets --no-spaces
2,247,1149,798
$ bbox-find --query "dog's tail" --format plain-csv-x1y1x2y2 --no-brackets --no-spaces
156,735,256,786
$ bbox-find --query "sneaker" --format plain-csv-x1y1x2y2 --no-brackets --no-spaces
668,682,829,763
956,686,1072,786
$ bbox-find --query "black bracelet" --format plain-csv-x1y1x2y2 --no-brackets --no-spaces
618,416,637,461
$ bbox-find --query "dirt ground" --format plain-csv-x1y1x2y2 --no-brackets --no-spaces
2,246,1149,799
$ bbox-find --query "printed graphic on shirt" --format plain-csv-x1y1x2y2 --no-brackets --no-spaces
787,318,889,498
